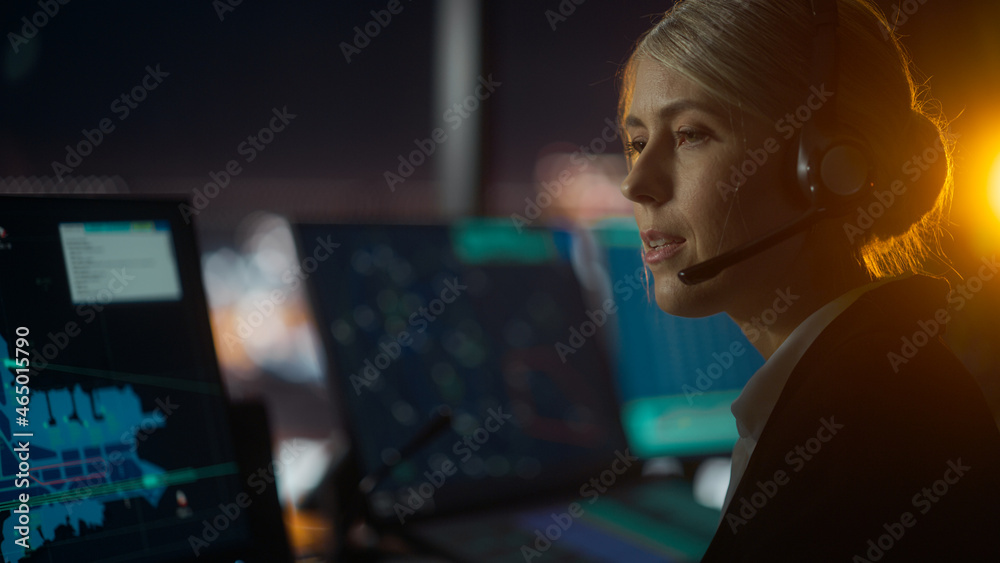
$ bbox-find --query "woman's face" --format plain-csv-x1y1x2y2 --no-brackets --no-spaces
622,59,806,318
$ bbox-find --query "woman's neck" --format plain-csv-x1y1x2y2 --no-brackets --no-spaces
728,236,874,360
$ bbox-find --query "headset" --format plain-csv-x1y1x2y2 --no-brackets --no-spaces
677,0,876,285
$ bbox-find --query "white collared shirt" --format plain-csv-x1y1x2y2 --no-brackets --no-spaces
720,277,899,514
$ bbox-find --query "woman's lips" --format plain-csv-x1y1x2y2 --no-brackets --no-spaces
643,240,686,265
641,229,686,266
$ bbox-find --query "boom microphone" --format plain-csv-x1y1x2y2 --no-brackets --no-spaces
676,207,824,285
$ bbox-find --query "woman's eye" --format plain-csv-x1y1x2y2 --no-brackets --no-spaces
624,129,704,158
676,128,707,147
625,139,646,157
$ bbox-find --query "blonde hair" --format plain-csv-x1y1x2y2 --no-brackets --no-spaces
618,0,953,279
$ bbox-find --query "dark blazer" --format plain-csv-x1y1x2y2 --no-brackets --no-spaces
700,275,1000,562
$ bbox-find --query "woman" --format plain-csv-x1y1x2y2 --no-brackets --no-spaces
618,0,1000,560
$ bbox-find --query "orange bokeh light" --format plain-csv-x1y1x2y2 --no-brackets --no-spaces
990,152,1000,224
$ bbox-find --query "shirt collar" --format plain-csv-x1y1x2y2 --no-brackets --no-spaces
730,277,900,441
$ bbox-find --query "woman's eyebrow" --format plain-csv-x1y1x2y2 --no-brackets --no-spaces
625,99,725,130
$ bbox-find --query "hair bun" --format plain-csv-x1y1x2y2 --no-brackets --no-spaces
863,110,948,241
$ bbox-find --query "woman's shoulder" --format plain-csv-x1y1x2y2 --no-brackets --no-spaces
786,275,985,399
759,274,1000,484
708,277,1000,560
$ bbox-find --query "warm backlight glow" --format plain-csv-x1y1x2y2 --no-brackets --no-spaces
990,152,1000,223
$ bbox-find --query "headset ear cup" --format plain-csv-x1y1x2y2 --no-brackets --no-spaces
797,127,875,213
819,138,873,198
795,0,878,215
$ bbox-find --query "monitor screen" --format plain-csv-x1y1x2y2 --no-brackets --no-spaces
0,196,259,562
297,220,631,524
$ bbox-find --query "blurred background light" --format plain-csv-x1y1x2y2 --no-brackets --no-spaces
989,150,1000,224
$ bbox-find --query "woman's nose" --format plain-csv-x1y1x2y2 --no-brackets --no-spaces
621,150,671,205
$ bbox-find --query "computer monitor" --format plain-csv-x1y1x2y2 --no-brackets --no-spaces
0,195,281,562
296,220,631,524
587,220,763,458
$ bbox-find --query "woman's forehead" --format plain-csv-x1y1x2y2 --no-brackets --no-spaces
627,60,737,129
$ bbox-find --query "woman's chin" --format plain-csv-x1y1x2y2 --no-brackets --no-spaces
652,274,720,319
